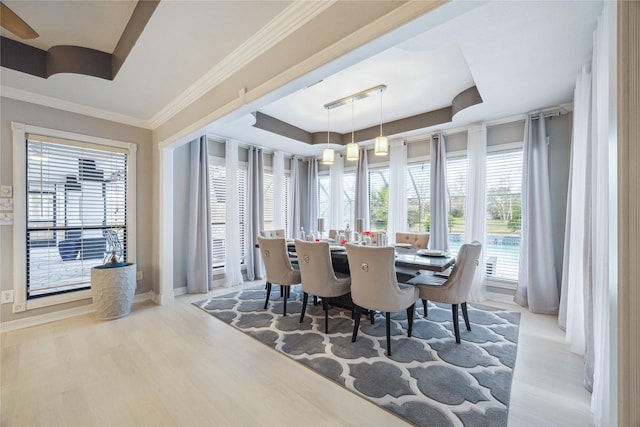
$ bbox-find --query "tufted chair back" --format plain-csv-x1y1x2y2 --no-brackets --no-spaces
395,232,429,249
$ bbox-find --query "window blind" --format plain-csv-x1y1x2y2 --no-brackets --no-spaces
447,156,468,254
26,135,128,298
485,148,523,281
317,174,330,228
263,170,290,236
368,167,389,231
209,159,247,268
407,162,430,232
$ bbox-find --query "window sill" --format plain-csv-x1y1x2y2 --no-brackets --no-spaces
26,289,93,310
485,277,517,290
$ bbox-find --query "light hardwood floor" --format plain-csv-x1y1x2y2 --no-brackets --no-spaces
1,283,594,426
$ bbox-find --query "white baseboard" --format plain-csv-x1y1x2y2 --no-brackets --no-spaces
174,286,187,296
485,291,517,305
0,291,153,333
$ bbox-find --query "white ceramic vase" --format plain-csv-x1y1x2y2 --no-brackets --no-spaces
91,263,136,320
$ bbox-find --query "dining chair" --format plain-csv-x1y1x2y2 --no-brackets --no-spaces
257,236,301,316
345,244,419,356
260,229,285,238
395,232,429,249
406,241,482,343
294,239,351,333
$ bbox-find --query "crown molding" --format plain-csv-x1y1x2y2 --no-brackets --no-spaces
148,0,335,129
1,85,152,129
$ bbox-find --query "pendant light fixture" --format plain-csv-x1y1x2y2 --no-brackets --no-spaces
321,107,334,164
346,99,359,161
374,88,389,156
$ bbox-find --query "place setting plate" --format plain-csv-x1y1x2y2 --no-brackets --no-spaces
394,243,413,248
416,249,447,257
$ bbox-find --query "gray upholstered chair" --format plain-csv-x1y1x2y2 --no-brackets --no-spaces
294,239,351,333
395,232,429,249
260,229,285,238
407,241,482,343
257,236,301,316
345,244,419,356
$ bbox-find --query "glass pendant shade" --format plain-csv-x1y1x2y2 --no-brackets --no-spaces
321,147,334,164
374,136,389,156
346,142,359,161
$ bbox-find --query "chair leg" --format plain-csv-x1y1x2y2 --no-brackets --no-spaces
385,312,392,356
370,310,375,324
461,302,471,331
452,304,460,343
322,298,329,333
280,286,283,297
300,292,309,323
282,285,287,316
286,286,291,298
352,305,362,342
264,282,272,309
407,304,415,337
422,299,428,317
313,296,319,305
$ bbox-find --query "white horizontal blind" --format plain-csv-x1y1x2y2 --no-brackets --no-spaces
485,148,523,280
343,171,356,229
263,170,290,236
209,158,247,267
317,173,330,229
26,135,128,297
407,161,430,232
447,155,468,254
368,167,389,231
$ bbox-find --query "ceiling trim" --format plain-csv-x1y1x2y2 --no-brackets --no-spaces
1,85,152,129
148,0,336,130
0,1,159,81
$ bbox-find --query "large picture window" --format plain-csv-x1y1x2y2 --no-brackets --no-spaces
209,158,247,268
485,148,523,281
25,134,129,298
447,155,468,254
407,162,430,232
368,167,389,231
263,169,290,236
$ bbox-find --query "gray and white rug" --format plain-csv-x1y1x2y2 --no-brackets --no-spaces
194,286,520,427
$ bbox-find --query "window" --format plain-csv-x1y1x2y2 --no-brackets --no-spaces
209,158,247,268
343,171,356,229
447,156,468,254
263,169,290,236
485,148,523,281
368,167,389,231
318,173,330,226
25,134,129,298
407,162,430,232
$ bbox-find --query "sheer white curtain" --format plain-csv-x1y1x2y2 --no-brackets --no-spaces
555,7,615,423
465,125,487,301
246,146,264,281
588,6,615,424
186,136,212,293
306,158,318,236
430,134,449,251
354,147,370,232
288,157,301,238
329,154,344,230
272,151,286,231
515,114,559,313
388,140,407,244
224,140,243,287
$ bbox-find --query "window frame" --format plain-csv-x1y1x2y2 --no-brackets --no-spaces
11,122,137,313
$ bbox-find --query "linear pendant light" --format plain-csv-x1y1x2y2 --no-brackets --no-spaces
321,108,334,164
346,99,359,161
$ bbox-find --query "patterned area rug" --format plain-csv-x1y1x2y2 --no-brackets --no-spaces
194,286,520,427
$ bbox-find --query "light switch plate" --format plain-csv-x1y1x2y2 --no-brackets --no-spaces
1,290,14,304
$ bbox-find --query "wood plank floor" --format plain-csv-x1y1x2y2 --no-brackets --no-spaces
1,283,594,426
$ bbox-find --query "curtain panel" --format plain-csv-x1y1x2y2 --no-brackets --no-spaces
515,114,559,313
430,134,449,251
246,146,264,281
272,151,286,231
465,125,488,301
329,154,344,230
306,158,319,237
289,157,301,238
186,136,212,293
224,140,243,287
354,147,370,232
388,141,407,243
